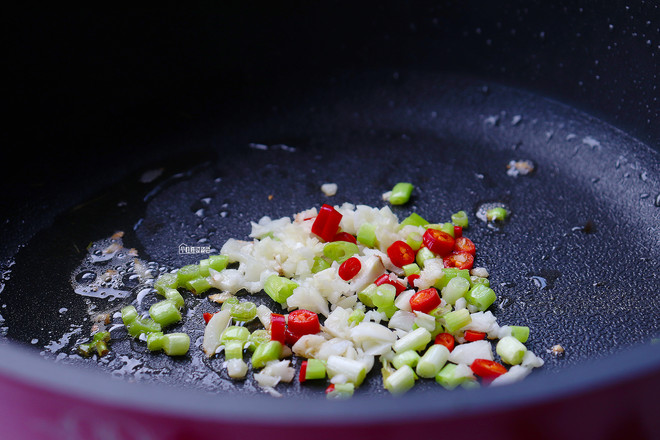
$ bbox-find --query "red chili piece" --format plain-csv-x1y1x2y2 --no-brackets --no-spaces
443,251,474,270
287,309,320,337
203,312,215,324
464,330,487,342
470,359,508,378
311,204,343,242
332,232,357,244
409,287,441,313
454,236,476,255
338,257,362,281
285,328,302,346
299,360,308,383
387,240,416,267
375,273,407,295
325,384,335,394
434,332,455,352
422,229,455,256
453,226,463,238
407,273,420,288
270,313,286,344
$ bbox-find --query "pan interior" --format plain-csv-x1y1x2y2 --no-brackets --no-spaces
0,71,658,400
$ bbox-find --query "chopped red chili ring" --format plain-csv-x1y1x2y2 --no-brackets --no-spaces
454,236,476,255
287,309,320,336
407,273,420,288
422,229,455,256
332,232,357,244
311,204,343,242
453,225,463,238
435,332,455,352
270,313,286,344
464,330,487,342
299,360,308,383
409,287,441,313
285,328,302,346
443,251,474,270
470,359,508,378
375,273,407,295
203,312,215,324
387,240,416,267
338,257,362,281
325,384,335,394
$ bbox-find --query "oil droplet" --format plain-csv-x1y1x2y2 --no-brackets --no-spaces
75,271,97,284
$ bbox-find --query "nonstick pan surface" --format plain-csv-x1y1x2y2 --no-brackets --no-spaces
1,70,659,438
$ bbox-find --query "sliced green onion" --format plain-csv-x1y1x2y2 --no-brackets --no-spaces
377,304,398,319
149,299,182,328
263,275,299,304
246,329,270,351
400,212,429,228
373,284,396,308
439,222,455,238
154,273,178,295
358,284,377,308
451,210,469,228
161,333,190,356
198,258,211,277
392,350,421,369
126,317,162,337
327,383,355,400
221,326,250,344
405,232,423,251
441,276,470,305
428,304,452,319
434,268,470,290
384,365,416,395
230,301,257,322
435,363,464,390
163,288,185,309
208,255,229,272
221,296,240,311
121,305,138,324
357,223,377,248
415,247,436,268
146,332,165,351
465,284,497,311
176,264,201,284
348,309,365,326
470,276,490,288
186,277,211,295
323,241,359,263
393,328,432,353
486,207,508,221
224,340,244,360
403,263,420,277
443,309,471,333
312,257,331,273
305,359,327,380
511,326,530,343
416,344,450,379
389,182,414,205
496,336,527,365
251,341,283,369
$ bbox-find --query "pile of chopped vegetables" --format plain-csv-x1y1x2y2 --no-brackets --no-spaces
103,185,543,398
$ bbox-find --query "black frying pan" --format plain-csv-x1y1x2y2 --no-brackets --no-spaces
2,3,659,439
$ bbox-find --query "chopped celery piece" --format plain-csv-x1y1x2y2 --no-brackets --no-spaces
416,344,449,379
393,328,432,353
357,223,377,248
186,277,211,295
443,309,471,333
176,264,201,284
358,284,377,308
126,317,162,337
163,288,185,309
486,207,508,221
323,241,359,263
146,332,165,351
305,359,327,380
429,304,452,318
224,340,244,360
400,212,428,228
373,284,396,308
441,276,470,305
221,296,240,311
198,258,211,277
327,383,355,399
470,276,490,288
247,329,270,351
415,247,436,267
149,299,182,328
403,263,420,276
511,326,530,343
497,336,527,365
251,341,282,369
327,356,367,386
154,273,178,295
384,365,416,395
348,309,365,326
405,232,423,251
465,284,497,311
389,182,414,205
377,304,398,319
312,257,331,273
451,210,469,228
221,326,250,344
434,268,470,289
392,350,421,369
121,305,138,324
230,302,257,322
263,275,298,304
162,333,190,356
208,255,229,272
436,363,465,390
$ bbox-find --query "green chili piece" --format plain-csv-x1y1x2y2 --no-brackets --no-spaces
224,340,244,360
465,284,497,311
251,341,282,369
323,241,359,263
121,305,138,325
400,212,429,228
221,296,240,311
389,182,414,205
126,317,162,338
486,207,508,221
358,284,377,308
247,329,270,351
451,210,469,228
